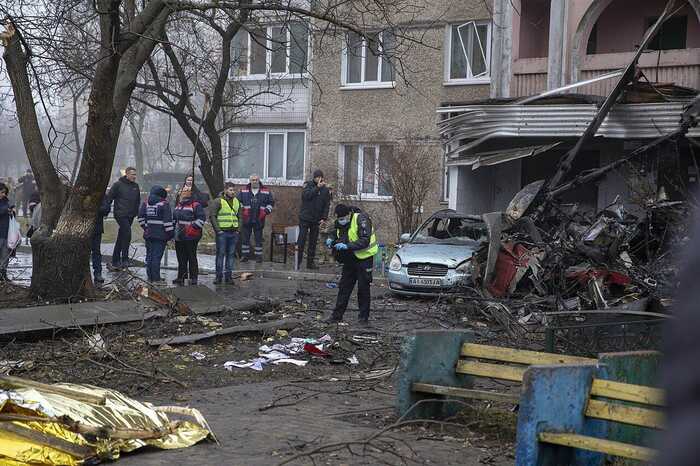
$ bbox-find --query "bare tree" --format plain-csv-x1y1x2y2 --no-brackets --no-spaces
379,136,441,238
0,0,430,298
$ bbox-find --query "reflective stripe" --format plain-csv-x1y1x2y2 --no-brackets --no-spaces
146,220,165,224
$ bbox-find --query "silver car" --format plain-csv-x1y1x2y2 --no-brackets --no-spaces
387,210,487,296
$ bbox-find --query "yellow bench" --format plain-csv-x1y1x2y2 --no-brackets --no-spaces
515,364,664,465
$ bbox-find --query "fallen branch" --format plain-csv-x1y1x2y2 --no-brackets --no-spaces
147,318,304,346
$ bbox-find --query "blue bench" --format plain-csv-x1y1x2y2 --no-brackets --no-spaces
515,352,663,465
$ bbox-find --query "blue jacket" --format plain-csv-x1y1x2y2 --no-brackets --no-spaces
237,183,274,227
138,186,174,241
173,197,206,241
0,198,13,240
95,196,111,236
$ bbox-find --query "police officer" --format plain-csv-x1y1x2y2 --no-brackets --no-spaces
324,204,377,326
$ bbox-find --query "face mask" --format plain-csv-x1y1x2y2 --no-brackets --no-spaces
338,217,350,226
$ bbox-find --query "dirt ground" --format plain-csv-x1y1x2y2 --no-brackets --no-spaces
1,276,527,464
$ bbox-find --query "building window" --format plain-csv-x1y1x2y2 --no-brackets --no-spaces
340,144,392,198
646,16,687,51
341,32,395,88
228,130,305,182
446,21,491,83
231,22,309,77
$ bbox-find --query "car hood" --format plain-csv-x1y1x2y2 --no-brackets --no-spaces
395,243,480,268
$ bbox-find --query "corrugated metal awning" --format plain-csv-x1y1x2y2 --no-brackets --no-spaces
438,102,700,158
447,142,563,169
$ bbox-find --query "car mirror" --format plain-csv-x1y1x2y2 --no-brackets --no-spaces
399,233,411,243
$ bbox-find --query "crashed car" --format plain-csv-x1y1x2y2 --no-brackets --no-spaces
387,209,487,295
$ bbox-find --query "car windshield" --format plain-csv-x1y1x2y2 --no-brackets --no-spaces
411,217,488,245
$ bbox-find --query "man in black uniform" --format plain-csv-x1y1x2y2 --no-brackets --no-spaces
324,204,377,326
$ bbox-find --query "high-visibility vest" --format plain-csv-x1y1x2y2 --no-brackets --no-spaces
338,213,378,260
217,197,240,229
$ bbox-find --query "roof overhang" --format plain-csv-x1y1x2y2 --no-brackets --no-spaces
438,101,700,160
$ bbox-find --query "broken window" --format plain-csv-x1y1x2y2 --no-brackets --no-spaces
229,130,305,181
341,144,393,197
231,22,310,77
343,31,395,86
449,21,491,81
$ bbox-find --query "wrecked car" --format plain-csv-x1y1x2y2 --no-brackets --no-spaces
387,209,487,296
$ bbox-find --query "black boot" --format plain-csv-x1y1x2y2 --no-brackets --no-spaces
224,274,234,284
324,313,343,324
172,278,184,286
213,275,223,285
307,261,319,270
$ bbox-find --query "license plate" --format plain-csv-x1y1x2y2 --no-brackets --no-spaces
409,278,443,287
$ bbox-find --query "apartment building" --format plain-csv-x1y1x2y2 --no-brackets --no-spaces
444,0,700,215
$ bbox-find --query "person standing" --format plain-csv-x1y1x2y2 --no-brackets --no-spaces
178,174,210,208
173,187,205,286
138,186,174,283
17,169,34,217
106,167,141,269
297,169,331,270
237,174,274,263
91,194,111,284
0,183,16,282
210,181,241,284
324,204,378,326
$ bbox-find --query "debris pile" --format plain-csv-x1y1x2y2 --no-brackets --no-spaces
469,185,688,325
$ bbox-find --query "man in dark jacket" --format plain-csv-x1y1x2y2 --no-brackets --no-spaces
17,169,34,217
106,167,141,269
237,174,274,263
91,193,111,284
324,204,377,326
297,169,331,270
138,186,174,283
0,183,16,281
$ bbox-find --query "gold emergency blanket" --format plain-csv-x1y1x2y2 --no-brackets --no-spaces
0,380,213,465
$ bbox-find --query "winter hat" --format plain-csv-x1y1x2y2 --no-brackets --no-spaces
313,169,324,179
224,181,236,189
334,204,350,218
150,185,167,199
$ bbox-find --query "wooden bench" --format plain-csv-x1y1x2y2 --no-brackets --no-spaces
515,364,664,465
395,330,661,420
412,342,596,404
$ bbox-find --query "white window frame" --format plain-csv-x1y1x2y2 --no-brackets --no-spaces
444,20,492,86
226,128,306,186
231,23,311,80
340,32,395,90
338,144,392,201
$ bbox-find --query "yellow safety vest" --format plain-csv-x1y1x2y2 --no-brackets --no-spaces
337,213,378,260
217,197,240,229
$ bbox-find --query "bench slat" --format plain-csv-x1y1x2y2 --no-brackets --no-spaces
412,383,520,403
590,379,665,406
460,343,596,366
455,361,525,382
586,399,664,429
538,432,655,462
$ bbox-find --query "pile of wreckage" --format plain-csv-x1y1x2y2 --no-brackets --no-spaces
470,181,687,319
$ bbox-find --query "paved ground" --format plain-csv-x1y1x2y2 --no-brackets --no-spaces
118,381,511,466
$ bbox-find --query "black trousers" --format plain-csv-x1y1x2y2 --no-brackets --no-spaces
332,257,373,320
112,216,134,266
175,239,199,281
297,220,320,266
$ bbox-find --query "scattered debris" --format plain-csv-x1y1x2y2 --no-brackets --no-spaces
148,318,304,346
134,284,190,315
